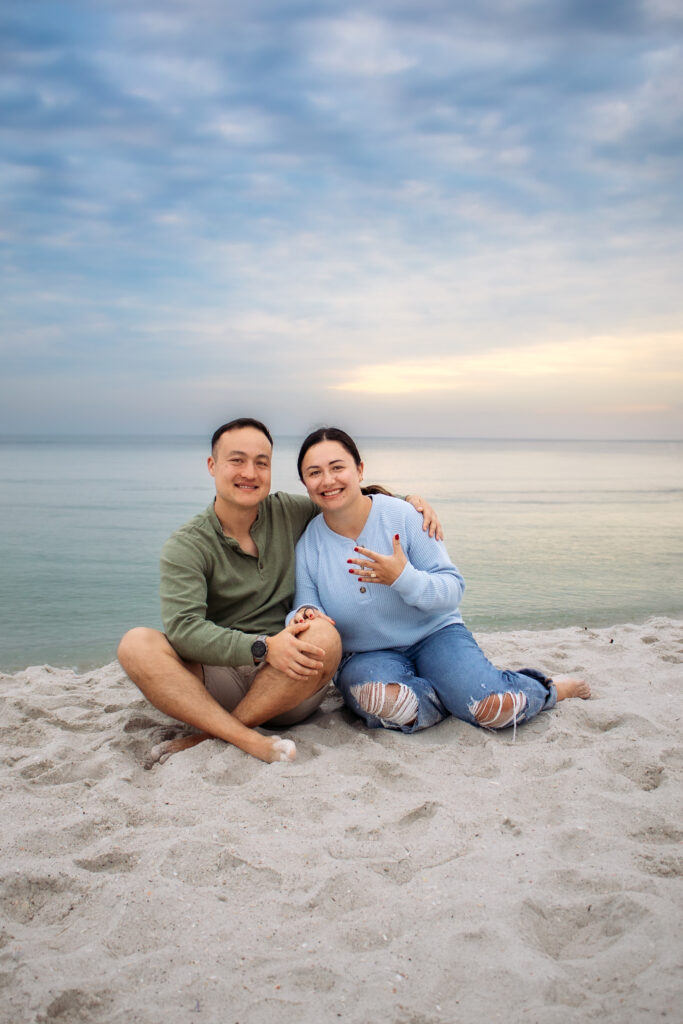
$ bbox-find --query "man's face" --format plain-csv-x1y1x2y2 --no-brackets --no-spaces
208,427,272,511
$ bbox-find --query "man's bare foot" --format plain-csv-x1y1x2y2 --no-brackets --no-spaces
264,737,297,763
554,676,591,701
146,731,210,767
145,731,296,768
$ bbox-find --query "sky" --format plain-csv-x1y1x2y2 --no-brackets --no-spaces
1,0,682,439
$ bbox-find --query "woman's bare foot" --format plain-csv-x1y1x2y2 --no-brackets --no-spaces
146,731,296,767
554,676,591,701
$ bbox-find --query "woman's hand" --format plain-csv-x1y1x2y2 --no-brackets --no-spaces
292,605,335,625
347,534,408,586
406,495,444,541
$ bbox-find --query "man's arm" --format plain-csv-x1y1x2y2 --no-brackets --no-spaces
161,533,326,678
160,541,256,666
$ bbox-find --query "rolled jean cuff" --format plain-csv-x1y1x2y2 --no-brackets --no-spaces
518,667,557,711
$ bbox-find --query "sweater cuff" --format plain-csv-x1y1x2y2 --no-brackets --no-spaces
232,632,259,667
390,561,421,599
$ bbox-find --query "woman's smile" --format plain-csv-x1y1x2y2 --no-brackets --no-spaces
300,439,365,513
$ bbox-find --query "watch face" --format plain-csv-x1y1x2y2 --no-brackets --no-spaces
251,639,267,660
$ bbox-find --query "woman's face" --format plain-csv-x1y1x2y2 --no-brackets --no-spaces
299,440,363,512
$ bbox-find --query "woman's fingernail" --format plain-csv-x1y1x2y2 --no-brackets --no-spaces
354,547,359,552
348,568,354,573
395,534,399,540
347,559,352,563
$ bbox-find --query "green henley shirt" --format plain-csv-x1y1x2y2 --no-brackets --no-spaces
160,492,318,667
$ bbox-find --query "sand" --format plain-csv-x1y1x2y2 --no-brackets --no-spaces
1,617,682,1024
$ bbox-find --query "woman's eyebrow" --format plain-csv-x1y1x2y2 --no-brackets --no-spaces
305,458,347,471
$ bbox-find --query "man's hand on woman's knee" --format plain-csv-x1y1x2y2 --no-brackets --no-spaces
265,621,327,681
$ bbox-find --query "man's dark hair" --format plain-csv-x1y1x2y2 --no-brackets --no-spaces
211,418,274,454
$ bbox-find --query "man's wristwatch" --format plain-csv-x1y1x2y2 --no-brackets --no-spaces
251,635,269,666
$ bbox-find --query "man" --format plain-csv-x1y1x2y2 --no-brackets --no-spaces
118,418,441,765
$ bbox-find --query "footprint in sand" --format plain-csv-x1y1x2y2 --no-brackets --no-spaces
36,988,112,1023
609,758,665,791
584,712,659,739
629,823,683,844
159,840,281,888
19,755,109,787
550,647,570,661
337,919,400,952
19,758,55,781
520,893,650,961
280,965,340,994
327,830,416,885
660,746,683,769
583,714,628,733
122,714,167,732
74,850,139,874
638,852,683,878
0,873,85,926
397,800,441,828
305,870,372,913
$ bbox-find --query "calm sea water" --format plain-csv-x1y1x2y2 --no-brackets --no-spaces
1,436,681,672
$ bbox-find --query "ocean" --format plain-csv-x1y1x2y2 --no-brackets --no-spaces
1,436,681,672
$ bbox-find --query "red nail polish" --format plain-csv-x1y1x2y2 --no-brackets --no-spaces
347,559,352,563
354,547,359,552
395,534,399,540
348,568,354,573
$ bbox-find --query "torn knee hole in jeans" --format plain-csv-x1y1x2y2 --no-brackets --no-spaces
351,682,418,727
470,691,527,729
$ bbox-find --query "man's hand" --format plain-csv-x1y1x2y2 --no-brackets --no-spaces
265,621,326,680
406,495,444,540
347,534,408,586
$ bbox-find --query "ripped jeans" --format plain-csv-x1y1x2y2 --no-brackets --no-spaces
336,623,556,733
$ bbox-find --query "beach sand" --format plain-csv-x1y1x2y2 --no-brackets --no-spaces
1,617,682,1023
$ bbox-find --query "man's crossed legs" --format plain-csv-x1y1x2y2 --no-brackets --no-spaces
117,618,341,765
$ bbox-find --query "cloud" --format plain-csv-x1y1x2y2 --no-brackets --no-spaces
0,0,681,438
331,333,683,400
305,13,417,76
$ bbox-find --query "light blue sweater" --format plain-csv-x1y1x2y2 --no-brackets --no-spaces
290,494,464,653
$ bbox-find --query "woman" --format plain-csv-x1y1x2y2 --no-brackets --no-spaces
289,427,590,735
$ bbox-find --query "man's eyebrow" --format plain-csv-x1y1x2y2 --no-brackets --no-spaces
226,449,270,459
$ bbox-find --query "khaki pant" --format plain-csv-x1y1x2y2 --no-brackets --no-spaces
202,663,328,729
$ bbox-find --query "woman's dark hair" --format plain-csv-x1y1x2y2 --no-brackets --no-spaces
211,418,273,454
297,427,392,497
297,427,362,481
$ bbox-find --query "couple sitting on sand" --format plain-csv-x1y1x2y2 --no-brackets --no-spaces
118,418,589,765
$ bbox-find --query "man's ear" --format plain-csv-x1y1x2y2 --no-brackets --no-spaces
207,455,216,477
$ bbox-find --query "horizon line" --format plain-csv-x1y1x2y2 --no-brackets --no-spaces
1,433,681,444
